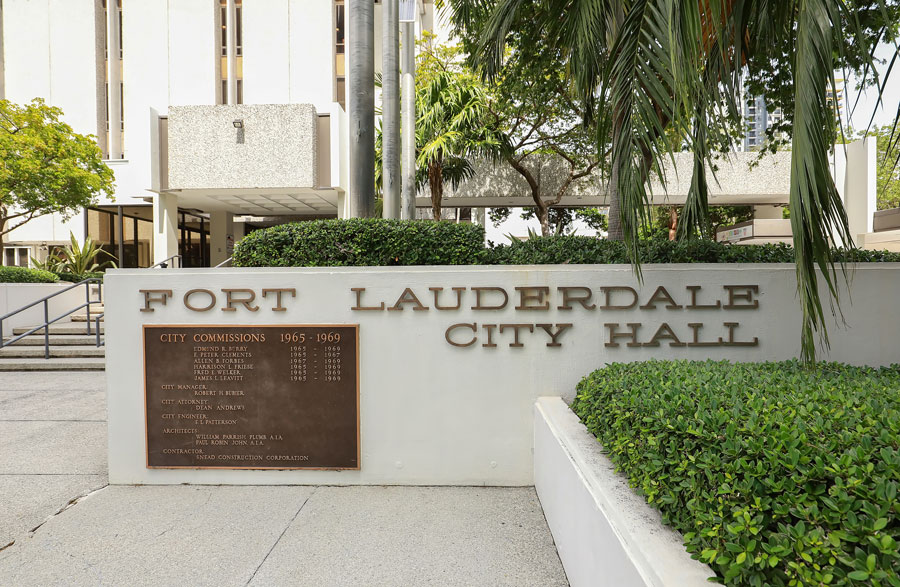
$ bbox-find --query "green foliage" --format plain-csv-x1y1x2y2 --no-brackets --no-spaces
444,0,900,362
52,271,104,283
31,233,115,275
866,126,900,211
485,236,900,265
0,265,59,283
232,218,487,267
376,36,507,220
489,207,609,237
571,360,900,586
0,99,115,243
233,221,900,267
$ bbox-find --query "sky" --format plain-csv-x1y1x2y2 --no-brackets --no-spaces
846,43,900,132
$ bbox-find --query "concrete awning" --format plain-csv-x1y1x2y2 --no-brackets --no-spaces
157,187,340,216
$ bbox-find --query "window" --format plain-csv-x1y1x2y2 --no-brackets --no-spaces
335,0,345,109
2,247,31,268
219,0,243,105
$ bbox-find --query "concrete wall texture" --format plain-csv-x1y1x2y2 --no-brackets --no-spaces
105,264,900,486
167,104,317,190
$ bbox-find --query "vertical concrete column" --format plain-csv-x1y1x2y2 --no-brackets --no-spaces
209,211,234,267
226,0,238,105
400,20,416,220
348,0,376,218
843,138,877,244
152,193,179,266
381,0,401,219
107,0,123,159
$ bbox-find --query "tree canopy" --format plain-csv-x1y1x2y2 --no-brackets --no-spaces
442,0,900,361
0,99,114,245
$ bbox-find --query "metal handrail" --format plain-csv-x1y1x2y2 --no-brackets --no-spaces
0,278,103,359
150,254,181,269
94,313,105,347
214,256,233,268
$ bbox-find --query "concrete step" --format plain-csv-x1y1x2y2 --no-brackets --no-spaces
0,345,105,358
71,313,104,323
12,323,105,336
0,357,105,371
3,334,104,346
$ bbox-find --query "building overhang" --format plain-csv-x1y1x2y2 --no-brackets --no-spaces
154,187,341,216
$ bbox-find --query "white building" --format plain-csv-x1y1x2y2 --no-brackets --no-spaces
1,0,449,268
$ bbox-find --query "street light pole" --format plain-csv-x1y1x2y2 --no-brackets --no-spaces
382,0,401,219
348,0,376,218
399,3,416,220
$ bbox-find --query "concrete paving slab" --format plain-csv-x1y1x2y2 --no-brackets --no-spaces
0,485,315,587
0,421,106,474
0,474,106,547
0,387,105,421
0,372,106,392
250,486,568,587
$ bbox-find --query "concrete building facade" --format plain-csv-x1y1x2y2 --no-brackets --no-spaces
0,0,441,268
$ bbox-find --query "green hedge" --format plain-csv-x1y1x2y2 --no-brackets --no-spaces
232,220,900,267
571,360,900,586
233,218,487,266
0,266,60,283
53,271,104,283
487,236,900,265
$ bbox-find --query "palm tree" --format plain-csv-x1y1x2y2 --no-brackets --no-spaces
444,0,899,361
417,70,508,220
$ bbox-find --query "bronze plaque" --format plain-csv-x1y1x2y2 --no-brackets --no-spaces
143,325,359,470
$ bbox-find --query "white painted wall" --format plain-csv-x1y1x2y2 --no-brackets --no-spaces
3,0,52,106
105,264,900,485
117,0,170,205
288,0,333,108
535,397,712,587
0,283,90,334
167,0,216,107
242,0,290,104
48,0,100,138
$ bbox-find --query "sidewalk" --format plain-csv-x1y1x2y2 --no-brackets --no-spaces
0,373,568,586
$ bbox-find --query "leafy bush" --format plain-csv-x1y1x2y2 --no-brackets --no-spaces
53,271,104,283
571,360,900,586
487,236,900,265
233,218,487,267
0,266,59,283
234,222,900,267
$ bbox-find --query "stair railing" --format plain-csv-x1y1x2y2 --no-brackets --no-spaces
0,278,104,359
150,254,181,269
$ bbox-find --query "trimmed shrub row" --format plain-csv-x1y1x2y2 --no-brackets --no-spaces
232,220,900,267
571,360,900,586
53,271,105,283
0,266,60,283
487,236,900,265
233,219,487,267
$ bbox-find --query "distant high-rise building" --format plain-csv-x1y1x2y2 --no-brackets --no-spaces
740,94,783,151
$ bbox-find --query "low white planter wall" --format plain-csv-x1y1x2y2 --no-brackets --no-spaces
105,263,900,485
0,283,88,336
534,397,712,587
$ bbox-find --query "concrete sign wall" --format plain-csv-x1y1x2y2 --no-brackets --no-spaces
105,264,900,485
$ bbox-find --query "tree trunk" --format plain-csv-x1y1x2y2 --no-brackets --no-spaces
537,204,550,237
429,159,443,221
0,206,6,250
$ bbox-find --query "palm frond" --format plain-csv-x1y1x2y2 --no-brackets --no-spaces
789,0,852,362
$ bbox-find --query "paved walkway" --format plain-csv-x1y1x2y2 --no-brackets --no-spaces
0,372,568,586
